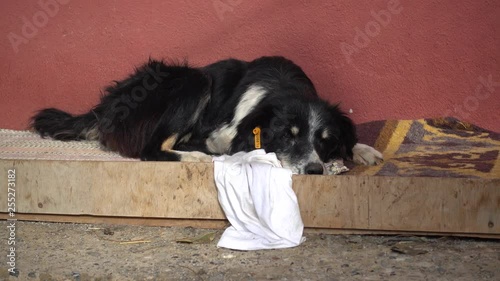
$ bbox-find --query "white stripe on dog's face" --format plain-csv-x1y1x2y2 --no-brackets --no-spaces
280,105,324,174
308,105,322,143
206,85,267,154
302,105,324,173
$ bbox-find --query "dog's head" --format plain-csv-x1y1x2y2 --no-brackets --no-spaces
232,96,357,174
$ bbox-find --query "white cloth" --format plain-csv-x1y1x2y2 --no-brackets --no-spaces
213,150,306,250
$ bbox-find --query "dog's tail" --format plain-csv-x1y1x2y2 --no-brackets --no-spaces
31,108,99,141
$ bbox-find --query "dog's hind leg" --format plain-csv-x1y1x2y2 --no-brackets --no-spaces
139,104,213,162
139,98,214,161
352,143,383,165
140,132,180,161
140,132,212,162
138,64,212,162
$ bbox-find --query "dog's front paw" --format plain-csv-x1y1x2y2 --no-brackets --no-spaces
352,143,383,165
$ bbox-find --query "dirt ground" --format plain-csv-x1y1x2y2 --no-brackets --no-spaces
1,221,499,281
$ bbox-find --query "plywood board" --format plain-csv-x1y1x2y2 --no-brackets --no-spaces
1,213,498,239
1,159,499,236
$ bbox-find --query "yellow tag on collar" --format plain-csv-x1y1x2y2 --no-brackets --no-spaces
253,127,261,149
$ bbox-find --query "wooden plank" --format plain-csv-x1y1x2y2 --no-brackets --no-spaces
0,213,228,229
1,159,499,236
293,175,500,234
0,160,224,219
1,213,498,239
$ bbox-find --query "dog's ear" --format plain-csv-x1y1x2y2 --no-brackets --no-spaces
330,106,358,160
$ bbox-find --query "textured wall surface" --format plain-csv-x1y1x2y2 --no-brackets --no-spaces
0,0,498,131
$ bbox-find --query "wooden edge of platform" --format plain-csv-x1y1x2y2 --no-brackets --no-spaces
1,213,498,239
1,160,499,236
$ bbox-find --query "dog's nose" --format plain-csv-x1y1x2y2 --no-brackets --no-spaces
305,163,324,175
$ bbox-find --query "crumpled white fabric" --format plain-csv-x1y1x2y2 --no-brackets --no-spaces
213,149,306,250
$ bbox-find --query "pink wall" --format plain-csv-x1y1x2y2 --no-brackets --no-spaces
1,0,498,132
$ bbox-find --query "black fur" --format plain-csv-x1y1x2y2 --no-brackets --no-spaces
31,108,98,141
32,56,358,174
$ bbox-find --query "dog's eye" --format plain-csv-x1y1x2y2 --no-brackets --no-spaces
283,126,299,140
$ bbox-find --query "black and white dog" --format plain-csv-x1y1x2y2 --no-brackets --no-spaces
32,56,382,174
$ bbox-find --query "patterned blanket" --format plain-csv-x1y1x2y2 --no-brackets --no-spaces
352,117,500,179
1,117,499,179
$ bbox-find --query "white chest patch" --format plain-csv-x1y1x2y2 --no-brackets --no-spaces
206,85,268,154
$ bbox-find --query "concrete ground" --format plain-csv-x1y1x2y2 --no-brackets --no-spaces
1,221,499,281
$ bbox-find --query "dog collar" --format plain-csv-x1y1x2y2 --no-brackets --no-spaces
253,127,261,149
